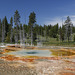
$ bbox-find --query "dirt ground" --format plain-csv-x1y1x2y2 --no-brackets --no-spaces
0,57,75,75
0,46,75,75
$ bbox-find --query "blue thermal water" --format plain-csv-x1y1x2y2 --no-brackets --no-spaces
6,50,52,57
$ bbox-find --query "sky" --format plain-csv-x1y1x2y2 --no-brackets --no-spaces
0,0,75,26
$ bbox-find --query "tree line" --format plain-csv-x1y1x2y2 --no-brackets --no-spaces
0,10,75,45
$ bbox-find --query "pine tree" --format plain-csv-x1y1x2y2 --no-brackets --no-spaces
74,35,75,42
14,10,20,43
61,25,65,42
0,19,1,42
4,16,9,37
64,16,73,42
10,17,13,43
20,24,23,45
22,24,26,44
28,12,36,45
3,16,10,42
2,19,5,43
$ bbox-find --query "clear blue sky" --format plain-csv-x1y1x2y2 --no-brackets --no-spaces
0,0,75,26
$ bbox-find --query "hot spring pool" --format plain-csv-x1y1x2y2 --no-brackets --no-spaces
4,48,75,57
6,50,52,57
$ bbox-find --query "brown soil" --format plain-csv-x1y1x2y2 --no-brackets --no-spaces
59,72,75,75
0,46,75,75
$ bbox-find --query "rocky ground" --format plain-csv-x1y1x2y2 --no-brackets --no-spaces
0,46,75,75
35,59,75,75
0,58,75,75
0,59,37,75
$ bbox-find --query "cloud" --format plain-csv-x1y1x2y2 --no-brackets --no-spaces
44,15,75,26
71,18,75,26
69,15,75,26
70,16,75,18
44,17,63,26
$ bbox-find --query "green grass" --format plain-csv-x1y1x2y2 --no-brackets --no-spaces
43,37,75,47
0,36,75,47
